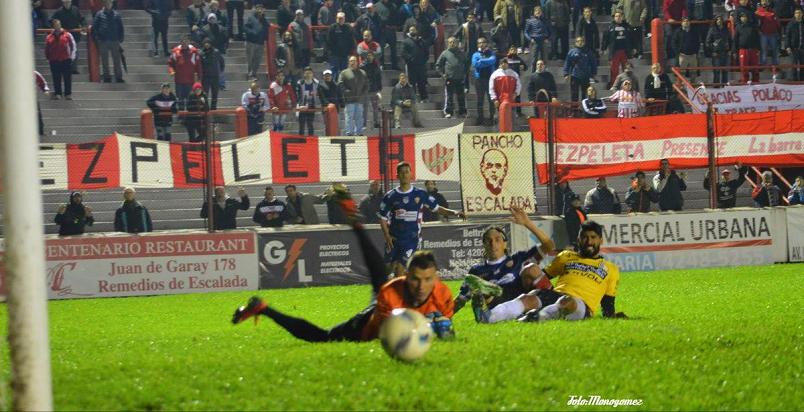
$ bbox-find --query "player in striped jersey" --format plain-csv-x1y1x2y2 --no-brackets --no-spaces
378,162,465,273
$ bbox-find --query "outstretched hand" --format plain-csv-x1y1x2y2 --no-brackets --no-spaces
509,206,530,226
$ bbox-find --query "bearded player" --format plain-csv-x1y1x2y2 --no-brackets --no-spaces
232,190,455,341
468,220,626,323
454,206,555,322
379,162,465,274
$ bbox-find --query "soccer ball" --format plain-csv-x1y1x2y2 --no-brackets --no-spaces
379,308,433,362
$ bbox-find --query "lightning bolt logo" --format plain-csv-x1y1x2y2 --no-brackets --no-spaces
283,239,307,281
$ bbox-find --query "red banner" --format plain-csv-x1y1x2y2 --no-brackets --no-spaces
37,127,466,191
531,111,804,184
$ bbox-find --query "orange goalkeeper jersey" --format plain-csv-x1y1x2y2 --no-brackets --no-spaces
361,277,454,340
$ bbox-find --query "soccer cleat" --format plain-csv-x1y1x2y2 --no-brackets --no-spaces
470,294,491,323
517,308,541,322
232,296,267,325
463,274,503,298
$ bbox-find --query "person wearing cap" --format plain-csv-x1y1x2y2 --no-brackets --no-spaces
325,12,355,80
185,82,209,142
200,37,224,110
489,57,521,110
201,12,229,55
563,194,587,247
319,69,343,110
289,9,313,68
146,83,178,141
703,164,749,209
168,35,203,111
584,177,622,215
625,171,659,213
244,4,269,79
205,1,228,27
55,192,94,236
114,187,153,234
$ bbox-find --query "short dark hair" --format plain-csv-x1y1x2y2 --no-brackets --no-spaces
634,171,645,178
303,66,313,72
396,161,411,174
265,186,273,191
407,250,438,271
284,184,297,191
580,220,603,237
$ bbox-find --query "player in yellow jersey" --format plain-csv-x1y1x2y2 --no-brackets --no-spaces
468,220,626,323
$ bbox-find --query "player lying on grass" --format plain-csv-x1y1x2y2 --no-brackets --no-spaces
466,220,626,323
232,190,455,341
453,206,555,321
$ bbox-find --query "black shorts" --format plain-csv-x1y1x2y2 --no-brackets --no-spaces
489,281,527,309
535,289,592,318
326,304,376,342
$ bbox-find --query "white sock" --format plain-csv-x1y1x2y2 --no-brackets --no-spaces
487,299,526,324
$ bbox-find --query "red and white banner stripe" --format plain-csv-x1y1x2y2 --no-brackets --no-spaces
531,110,804,184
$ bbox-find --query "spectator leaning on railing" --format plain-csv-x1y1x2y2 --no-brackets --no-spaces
242,80,270,135
296,67,319,136
359,180,383,224
581,86,607,117
253,186,286,228
752,171,783,207
788,176,804,205
146,83,178,141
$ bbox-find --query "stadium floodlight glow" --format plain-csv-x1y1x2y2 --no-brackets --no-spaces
0,2,54,410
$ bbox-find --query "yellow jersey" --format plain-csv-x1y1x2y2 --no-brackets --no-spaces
544,250,620,315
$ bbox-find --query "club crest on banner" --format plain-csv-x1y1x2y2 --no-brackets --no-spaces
421,143,455,176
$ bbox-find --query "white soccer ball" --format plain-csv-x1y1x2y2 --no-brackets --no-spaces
379,308,433,362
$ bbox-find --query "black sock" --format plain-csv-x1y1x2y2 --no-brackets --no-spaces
262,307,330,343
352,223,388,294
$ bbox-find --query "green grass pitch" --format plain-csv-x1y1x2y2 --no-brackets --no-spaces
1,264,802,410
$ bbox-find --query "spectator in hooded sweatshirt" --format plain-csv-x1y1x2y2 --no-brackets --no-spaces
201,186,250,230
55,192,94,236
268,71,297,132
734,13,761,83
200,37,224,110
361,51,383,129
114,187,153,233
146,83,178,141
168,35,203,110
185,82,208,142
489,58,521,110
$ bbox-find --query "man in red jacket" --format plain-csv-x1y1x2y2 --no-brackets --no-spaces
756,0,780,66
168,35,203,110
489,58,521,109
45,19,77,100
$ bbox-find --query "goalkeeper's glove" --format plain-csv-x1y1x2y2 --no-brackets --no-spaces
426,312,455,340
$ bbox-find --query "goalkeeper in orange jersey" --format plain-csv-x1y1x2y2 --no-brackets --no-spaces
232,188,455,341
466,220,626,323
